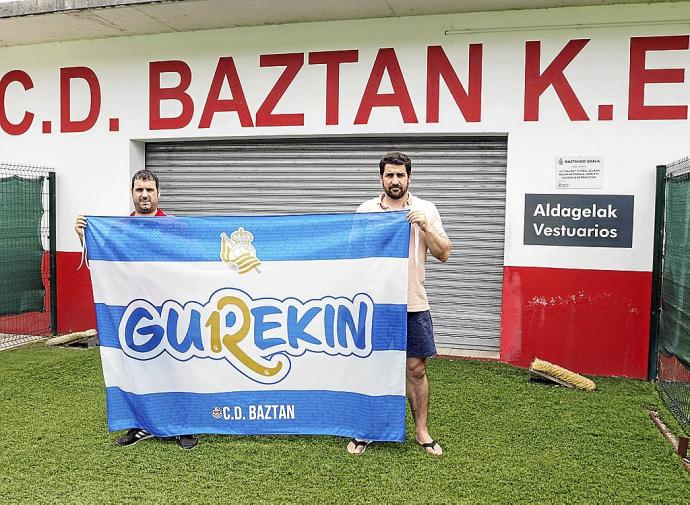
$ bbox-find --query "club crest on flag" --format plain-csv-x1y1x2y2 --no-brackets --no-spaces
220,227,261,274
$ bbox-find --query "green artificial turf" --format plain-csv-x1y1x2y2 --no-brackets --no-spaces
0,345,687,504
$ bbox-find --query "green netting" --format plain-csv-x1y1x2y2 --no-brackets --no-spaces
660,176,690,367
0,176,46,316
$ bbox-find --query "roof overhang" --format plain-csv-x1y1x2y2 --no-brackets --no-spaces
0,0,680,47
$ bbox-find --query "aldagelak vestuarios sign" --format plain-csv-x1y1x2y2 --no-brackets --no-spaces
524,194,634,248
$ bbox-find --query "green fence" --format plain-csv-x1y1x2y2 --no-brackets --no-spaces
0,163,56,350
653,157,690,432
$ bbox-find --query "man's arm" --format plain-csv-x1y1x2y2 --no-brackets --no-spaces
75,215,87,246
407,210,451,262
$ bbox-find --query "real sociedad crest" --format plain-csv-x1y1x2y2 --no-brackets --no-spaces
220,227,261,274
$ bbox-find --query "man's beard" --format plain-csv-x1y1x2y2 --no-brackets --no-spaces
135,199,154,213
383,184,407,200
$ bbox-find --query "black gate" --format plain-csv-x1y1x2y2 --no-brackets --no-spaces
651,157,690,431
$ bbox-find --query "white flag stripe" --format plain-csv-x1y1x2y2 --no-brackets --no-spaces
101,347,406,396
90,257,408,307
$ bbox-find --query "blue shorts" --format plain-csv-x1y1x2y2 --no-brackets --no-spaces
407,310,437,358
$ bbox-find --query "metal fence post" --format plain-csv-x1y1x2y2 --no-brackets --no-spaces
648,165,666,381
49,171,57,336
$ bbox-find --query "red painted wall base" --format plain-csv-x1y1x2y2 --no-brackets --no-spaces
500,266,651,379
54,252,652,379
56,251,96,334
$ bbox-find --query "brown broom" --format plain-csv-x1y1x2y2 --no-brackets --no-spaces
45,329,97,346
529,358,596,391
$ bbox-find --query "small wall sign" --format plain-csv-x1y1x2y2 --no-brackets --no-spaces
555,156,603,189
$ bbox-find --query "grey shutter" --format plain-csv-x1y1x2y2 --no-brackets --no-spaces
147,136,507,353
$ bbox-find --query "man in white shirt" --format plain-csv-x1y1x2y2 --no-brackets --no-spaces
348,152,451,456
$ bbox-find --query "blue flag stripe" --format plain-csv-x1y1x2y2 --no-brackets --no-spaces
106,387,406,442
85,212,410,262
95,302,407,352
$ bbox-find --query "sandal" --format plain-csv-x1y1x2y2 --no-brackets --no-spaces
418,439,443,456
347,438,372,455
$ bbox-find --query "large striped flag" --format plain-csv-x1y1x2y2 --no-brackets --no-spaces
86,212,409,441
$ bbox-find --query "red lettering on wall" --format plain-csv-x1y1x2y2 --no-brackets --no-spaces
355,48,418,124
628,35,689,120
149,60,194,130
256,53,304,127
426,45,482,123
0,70,34,135
308,50,359,125
199,57,253,128
60,67,101,133
524,39,590,121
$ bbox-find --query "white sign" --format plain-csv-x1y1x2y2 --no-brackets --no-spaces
555,156,603,189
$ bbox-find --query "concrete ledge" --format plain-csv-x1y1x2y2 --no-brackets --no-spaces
435,347,500,361
0,0,171,19
0,1,676,47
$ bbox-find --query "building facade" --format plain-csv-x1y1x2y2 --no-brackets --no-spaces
2,0,689,378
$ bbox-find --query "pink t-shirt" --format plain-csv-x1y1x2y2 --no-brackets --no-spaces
357,193,447,312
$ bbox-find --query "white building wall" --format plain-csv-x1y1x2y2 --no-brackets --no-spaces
1,3,687,268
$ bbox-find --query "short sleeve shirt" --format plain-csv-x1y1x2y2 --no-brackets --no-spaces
130,209,168,217
357,193,447,312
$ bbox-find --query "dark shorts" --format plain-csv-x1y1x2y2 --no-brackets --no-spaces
407,310,437,358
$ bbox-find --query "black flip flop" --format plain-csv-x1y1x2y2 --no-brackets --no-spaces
418,439,442,455
348,438,372,455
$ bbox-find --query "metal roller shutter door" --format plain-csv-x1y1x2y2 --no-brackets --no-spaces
146,136,507,354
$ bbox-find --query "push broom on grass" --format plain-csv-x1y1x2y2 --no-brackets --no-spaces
529,358,596,391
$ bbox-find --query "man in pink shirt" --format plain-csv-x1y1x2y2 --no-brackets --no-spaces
347,152,451,456
75,170,197,450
